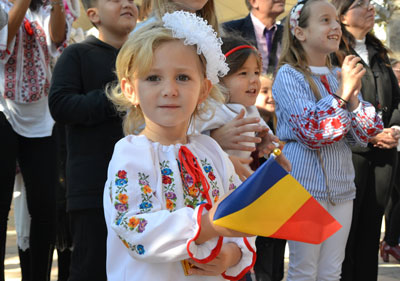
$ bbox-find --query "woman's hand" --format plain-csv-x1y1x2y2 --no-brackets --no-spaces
338,55,365,111
370,128,400,149
228,155,253,181
210,109,265,151
186,243,242,276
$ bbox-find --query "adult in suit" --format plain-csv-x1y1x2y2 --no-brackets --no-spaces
222,0,285,74
331,0,400,280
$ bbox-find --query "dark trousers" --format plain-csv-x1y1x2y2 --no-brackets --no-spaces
254,237,286,281
341,148,397,281
68,209,107,281
0,112,57,281
384,152,400,246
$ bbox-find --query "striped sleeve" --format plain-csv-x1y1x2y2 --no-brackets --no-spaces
273,65,351,150
347,98,383,145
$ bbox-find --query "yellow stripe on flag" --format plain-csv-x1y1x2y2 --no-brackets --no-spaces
214,174,312,236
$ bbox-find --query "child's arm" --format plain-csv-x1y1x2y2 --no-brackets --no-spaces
49,46,117,126
273,65,352,150
345,94,384,145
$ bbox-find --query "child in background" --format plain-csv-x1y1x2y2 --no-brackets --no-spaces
272,0,383,279
256,74,277,130
49,0,138,280
193,35,290,175
104,11,256,281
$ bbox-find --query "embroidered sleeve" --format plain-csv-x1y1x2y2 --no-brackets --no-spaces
346,97,383,145
105,138,222,263
273,66,352,150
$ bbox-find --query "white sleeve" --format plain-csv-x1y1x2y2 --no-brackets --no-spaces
105,138,223,264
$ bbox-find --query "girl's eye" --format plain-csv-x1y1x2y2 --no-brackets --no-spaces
177,74,189,81
146,75,160,82
239,71,247,75
255,71,260,76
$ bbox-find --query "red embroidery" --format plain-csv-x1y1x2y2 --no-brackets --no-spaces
4,21,51,103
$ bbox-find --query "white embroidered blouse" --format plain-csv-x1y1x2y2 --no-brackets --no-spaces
0,0,74,137
104,134,256,281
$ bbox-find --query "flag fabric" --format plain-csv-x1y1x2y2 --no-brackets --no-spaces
213,156,342,244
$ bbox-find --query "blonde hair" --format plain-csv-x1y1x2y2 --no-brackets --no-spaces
279,0,332,100
107,21,224,135
152,0,219,34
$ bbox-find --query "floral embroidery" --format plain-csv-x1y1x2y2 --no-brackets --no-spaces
160,161,178,211
113,170,129,225
178,159,206,208
122,216,148,233
228,175,237,190
118,236,145,255
201,159,220,203
138,172,154,213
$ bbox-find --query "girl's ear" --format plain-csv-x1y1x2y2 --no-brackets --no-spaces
121,78,138,105
340,14,348,26
87,8,100,26
198,78,213,105
294,26,306,42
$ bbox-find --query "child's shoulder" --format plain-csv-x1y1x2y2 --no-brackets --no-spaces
62,36,106,56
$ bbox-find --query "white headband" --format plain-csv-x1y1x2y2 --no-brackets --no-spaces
162,11,229,84
289,0,306,35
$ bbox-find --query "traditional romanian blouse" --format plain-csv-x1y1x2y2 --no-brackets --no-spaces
273,64,383,203
0,0,74,137
104,134,256,281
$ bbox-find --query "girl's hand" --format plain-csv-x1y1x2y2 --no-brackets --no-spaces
228,155,253,181
338,55,365,110
275,153,292,172
186,243,242,276
210,109,264,151
370,128,400,149
257,128,279,156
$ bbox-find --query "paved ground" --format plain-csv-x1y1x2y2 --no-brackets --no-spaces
4,202,400,280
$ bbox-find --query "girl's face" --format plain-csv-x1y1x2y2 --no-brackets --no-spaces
255,76,275,113
340,0,375,38
123,40,211,138
172,0,208,12
295,1,342,65
223,53,261,107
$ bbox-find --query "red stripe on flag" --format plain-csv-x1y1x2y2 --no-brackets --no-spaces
269,197,342,244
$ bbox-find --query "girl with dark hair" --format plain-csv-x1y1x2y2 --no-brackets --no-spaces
273,0,382,279
331,0,400,280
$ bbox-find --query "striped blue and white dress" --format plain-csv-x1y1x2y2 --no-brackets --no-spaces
273,64,383,203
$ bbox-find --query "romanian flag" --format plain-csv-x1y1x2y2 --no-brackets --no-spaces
213,156,342,244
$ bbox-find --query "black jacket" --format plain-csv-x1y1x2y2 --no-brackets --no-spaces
333,40,400,153
49,36,124,211
222,14,283,74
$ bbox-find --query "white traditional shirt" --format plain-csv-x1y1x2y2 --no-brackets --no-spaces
193,102,273,171
104,134,256,281
0,0,74,137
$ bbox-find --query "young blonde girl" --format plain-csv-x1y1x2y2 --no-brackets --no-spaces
272,0,383,279
104,11,255,281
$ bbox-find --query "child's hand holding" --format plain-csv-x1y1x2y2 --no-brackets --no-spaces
186,243,242,276
256,127,279,156
338,55,366,111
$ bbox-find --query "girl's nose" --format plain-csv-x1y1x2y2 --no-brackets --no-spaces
161,80,178,97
